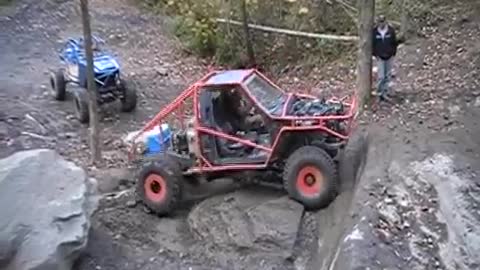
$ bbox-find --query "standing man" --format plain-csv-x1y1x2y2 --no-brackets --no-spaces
372,15,399,101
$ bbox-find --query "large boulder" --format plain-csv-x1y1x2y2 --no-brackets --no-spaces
188,190,304,259
0,149,99,270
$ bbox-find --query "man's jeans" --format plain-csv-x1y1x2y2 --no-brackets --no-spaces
376,57,393,98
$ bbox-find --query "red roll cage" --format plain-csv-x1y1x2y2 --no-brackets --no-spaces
129,69,358,174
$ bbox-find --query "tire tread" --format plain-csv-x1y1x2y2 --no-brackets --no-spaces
283,145,338,210
136,157,182,216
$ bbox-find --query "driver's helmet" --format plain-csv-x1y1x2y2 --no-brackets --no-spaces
219,89,239,106
220,89,250,116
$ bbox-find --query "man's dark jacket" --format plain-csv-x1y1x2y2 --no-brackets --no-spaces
372,25,398,60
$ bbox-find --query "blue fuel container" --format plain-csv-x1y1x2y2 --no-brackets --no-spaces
145,124,172,156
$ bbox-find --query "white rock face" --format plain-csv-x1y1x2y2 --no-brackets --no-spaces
410,154,480,270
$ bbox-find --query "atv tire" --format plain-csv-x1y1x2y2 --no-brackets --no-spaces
283,146,338,210
136,158,183,216
50,69,66,101
119,79,137,112
73,90,89,124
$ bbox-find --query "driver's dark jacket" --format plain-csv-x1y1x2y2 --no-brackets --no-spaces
213,93,256,134
211,97,248,155
212,97,243,134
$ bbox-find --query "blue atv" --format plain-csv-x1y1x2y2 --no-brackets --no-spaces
50,37,137,123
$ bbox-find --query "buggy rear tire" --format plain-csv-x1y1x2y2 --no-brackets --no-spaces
50,69,66,101
119,79,137,112
283,146,338,210
73,90,89,124
136,158,183,216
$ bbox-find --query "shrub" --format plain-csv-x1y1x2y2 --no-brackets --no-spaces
141,0,445,69
0,0,14,6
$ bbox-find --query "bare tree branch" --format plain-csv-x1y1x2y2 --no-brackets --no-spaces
216,18,359,41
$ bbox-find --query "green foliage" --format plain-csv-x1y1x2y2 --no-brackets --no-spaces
145,0,221,57
173,15,217,57
142,0,359,68
140,0,446,70
0,0,14,6
213,31,241,65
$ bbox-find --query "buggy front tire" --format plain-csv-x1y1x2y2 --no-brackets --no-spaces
50,69,66,101
283,146,338,210
73,90,89,124
136,158,183,216
119,79,137,112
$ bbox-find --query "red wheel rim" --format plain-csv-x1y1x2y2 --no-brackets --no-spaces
296,166,323,197
144,174,167,202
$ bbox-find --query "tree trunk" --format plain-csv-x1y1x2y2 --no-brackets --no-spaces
356,0,375,110
399,0,410,41
240,0,256,67
80,0,102,164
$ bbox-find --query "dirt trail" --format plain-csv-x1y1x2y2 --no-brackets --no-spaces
1,0,480,269
0,0,204,164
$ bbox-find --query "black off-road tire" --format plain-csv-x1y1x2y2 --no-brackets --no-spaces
50,69,66,101
119,79,137,112
136,158,183,216
73,90,89,124
283,146,338,210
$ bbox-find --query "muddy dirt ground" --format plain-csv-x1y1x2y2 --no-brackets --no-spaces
1,0,480,269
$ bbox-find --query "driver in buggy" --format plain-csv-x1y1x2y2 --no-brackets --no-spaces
213,89,264,134
211,89,265,158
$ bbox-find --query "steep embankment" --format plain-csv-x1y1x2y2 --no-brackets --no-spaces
326,3,480,269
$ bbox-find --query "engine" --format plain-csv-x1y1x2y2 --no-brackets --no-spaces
169,117,201,159
290,98,344,117
289,98,348,134
187,117,201,157
171,131,189,154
